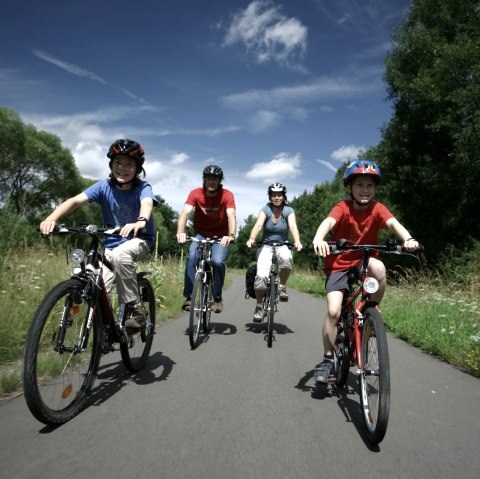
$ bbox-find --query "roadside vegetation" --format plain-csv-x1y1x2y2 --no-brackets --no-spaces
2,243,479,398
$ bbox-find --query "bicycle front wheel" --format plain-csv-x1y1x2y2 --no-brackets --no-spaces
266,278,276,348
189,271,205,349
120,275,156,372
202,273,213,333
359,307,390,444
23,279,102,426
334,314,350,388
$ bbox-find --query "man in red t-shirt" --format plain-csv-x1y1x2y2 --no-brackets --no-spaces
176,165,236,313
311,160,419,383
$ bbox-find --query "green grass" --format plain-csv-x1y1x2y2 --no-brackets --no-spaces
287,267,480,377
2,253,479,398
0,248,187,397
233,265,480,377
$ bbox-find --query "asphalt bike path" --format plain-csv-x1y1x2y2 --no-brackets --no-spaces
1,274,479,478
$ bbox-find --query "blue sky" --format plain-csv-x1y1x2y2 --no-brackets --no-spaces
1,0,410,226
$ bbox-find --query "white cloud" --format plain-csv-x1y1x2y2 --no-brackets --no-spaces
73,141,109,179
245,152,301,183
316,159,338,173
170,152,189,165
222,76,375,113
249,110,281,132
222,0,307,69
32,49,152,106
331,144,365,163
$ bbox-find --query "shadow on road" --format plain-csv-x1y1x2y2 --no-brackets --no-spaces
295,369,381,451
87,352,176,407
245,322,294,335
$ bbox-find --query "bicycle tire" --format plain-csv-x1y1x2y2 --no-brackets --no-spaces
266,276,276,348
202,273,213,333
359,307,390,444
23,278,102,426
120,276,156,372
189,271,204,349
334,314,350,387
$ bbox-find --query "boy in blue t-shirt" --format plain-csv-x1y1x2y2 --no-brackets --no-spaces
40,139,158,329
246,183,302,322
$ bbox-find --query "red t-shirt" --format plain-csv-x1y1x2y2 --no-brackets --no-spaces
186,187,236,238
323,200,394,274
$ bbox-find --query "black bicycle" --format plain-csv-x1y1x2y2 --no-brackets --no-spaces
257,241,294,348
23,224,156,426
186,237,223,349
324,238,422,444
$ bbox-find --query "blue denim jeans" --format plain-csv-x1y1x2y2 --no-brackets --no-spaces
183,233,228,301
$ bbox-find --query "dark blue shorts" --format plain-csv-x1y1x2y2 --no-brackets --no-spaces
325,266,361,294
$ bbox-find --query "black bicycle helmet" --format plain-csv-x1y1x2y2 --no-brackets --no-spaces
107,139,145,166
268,183,287,196
202,165,224,179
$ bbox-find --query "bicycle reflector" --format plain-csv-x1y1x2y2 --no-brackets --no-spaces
69,249,85,265
363,277,379,294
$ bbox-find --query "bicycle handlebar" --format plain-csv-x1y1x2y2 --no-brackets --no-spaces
42,224,146,237
255,240,296,250
186,236,234,244
327,239,424,256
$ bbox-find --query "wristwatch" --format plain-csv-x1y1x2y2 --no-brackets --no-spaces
136,216,148,222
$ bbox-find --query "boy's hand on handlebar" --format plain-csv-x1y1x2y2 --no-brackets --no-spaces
39,220,57,235
120,222,143,238
403,238,420,252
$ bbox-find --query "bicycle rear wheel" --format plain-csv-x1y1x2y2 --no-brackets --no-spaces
334,313,350,387
202,273,213,333
266,277,276,348
120,275,156,372
359,307,390,444
189,271,205,349
23,279,102,426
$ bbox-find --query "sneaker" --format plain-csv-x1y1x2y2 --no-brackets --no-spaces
182,299,191,311
125,301,147,330
313,359,335,383
213,300,223,313
253,304,265,323
278,285,289,302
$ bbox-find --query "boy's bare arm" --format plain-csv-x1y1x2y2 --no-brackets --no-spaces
312,217,336,257
386,218,419,251
40,193,89,234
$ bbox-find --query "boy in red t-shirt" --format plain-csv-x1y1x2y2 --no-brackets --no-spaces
311,160,419,383
176,165,236,313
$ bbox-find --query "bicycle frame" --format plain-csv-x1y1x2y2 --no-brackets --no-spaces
187,236,221,349
342,250,377,373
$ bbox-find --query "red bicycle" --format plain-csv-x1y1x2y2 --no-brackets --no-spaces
326,238,422,444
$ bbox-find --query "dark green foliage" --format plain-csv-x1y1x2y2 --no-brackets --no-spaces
367,0,480,262
226,215,257,268
152,196,179,256
0,108,85,221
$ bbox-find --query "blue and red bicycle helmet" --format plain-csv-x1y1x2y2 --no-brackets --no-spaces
343,160,381,186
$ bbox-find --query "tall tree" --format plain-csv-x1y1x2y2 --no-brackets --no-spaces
368,0,480,261
0,107,84,220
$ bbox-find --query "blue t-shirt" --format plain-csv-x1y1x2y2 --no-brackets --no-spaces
260,204,294,243
84,179,158,248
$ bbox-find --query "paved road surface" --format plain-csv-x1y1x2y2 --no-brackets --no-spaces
1,275,479,478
